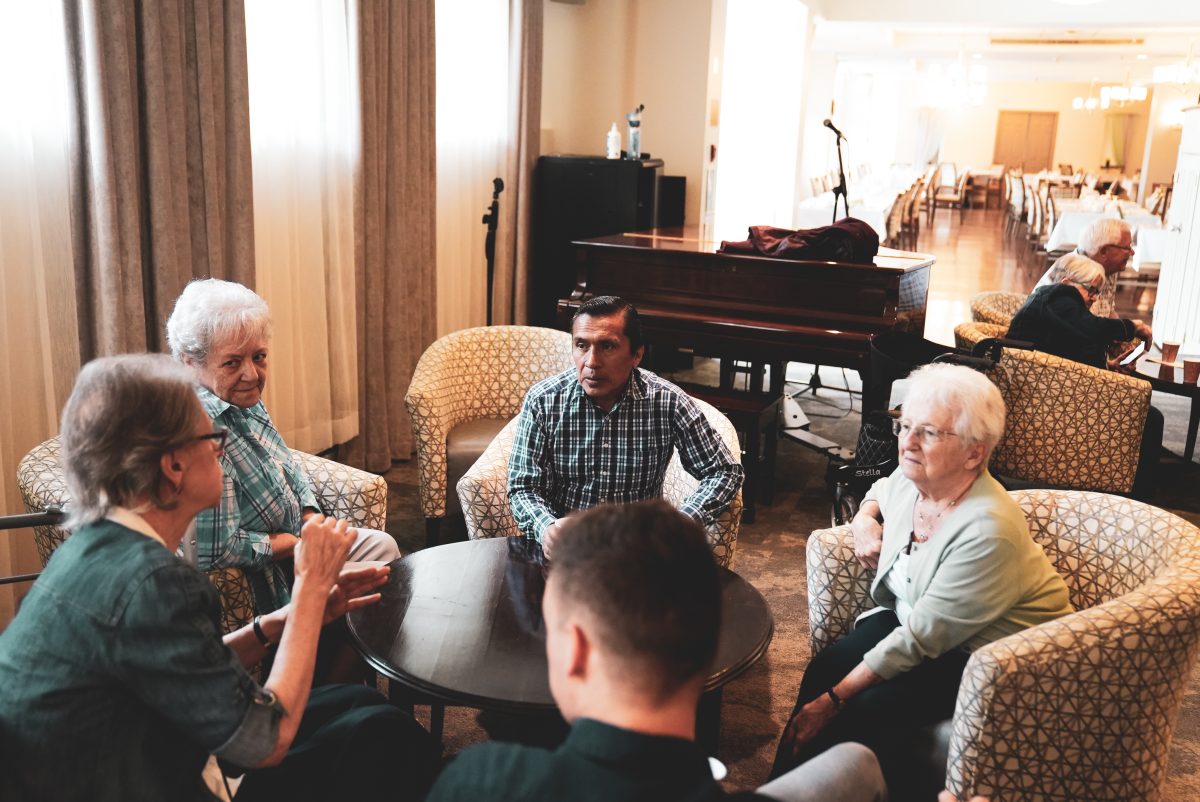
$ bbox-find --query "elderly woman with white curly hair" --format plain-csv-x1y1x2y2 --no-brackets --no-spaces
166,279,400,622
771,363,1073,800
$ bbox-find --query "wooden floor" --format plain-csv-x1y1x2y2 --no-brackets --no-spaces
915,205,1157,346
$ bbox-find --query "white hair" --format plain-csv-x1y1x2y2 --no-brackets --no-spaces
904,363,1006,462
165,279,272,364
1053,252,1105,287
1076,218,1130,258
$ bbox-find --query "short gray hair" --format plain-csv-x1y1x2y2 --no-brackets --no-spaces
165,279,272,364
1053,252,1105,287
60,354,203,527
1077,218,1130,258
904,363,1006,463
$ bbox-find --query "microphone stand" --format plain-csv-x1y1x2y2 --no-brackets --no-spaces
830,129,849,225
482,177,504,326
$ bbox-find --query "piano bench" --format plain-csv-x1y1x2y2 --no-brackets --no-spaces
678,383,780,525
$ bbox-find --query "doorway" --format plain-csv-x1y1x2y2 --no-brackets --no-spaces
993,111,1058,172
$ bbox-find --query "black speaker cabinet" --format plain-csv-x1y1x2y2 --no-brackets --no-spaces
531,155,663,328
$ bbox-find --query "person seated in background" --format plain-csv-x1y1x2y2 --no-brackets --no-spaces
426,500,887,802
1032,217,1132,319
0,354,435,802
1011,253,1163,497
166,278,400,619
1010,252,1151,370
771,364,1073,801
508,295,743,557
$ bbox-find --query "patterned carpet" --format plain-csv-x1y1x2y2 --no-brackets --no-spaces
380,367,1200,800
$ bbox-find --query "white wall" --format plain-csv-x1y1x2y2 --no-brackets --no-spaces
1141,89,1191,198
541,0,714,223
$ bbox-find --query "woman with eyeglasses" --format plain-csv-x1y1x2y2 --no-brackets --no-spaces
771,364,1072,800
1007,252,1152,370
0,354,435,802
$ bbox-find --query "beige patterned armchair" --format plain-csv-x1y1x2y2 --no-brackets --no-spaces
954,322,1151,494
807,489,1200,802
456,397,744,567
404,326,574,545
16,436,389,634
969,291,1026,327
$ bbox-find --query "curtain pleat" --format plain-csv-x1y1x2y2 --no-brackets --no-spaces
491,0,542,325
342,0,437,472
62,0,255,359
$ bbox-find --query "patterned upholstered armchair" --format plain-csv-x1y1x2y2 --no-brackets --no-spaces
16,437,389,634
969,291,1026,327
405,326,574,545
807,489,1200,802
954,322,1151,495
456,397,744,567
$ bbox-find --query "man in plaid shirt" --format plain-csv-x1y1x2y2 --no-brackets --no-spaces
508,296,743,557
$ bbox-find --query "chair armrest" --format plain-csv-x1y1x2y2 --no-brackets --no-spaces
291,449,388,531
945,574,1200,801
457,418,522,540
805,525,875,654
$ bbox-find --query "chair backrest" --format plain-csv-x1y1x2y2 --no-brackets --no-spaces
953,324,1152,493
937,162,957,187
1013,489,1200,611
408,326,574,422
968,291,1026,326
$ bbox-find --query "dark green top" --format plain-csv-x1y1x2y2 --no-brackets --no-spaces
0,518,282,802
427,718,758,802
1006,284,1135,369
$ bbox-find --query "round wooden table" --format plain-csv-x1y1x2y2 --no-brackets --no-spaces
1133,354,1200,461
347,536,773,751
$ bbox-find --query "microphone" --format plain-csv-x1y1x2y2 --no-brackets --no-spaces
823,118,847,141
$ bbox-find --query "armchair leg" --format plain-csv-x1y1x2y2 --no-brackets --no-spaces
425,518,441,549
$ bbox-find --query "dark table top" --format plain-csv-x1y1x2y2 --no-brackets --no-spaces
1134,354,1200,397
347,537,774,714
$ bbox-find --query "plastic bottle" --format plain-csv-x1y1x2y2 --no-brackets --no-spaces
625,104,644,161
606,123,620,159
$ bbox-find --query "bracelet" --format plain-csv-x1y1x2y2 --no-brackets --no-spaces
826,688,843,711
252,615,272,648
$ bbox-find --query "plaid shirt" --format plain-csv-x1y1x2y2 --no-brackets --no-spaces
508,368,743,541
191,386,319,613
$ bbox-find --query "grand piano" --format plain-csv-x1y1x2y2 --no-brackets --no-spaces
556,226,934,396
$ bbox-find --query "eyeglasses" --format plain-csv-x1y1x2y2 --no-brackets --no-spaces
1067,279,1102,298
187,429,228,456
1105,243,1134,254
892,419,958,444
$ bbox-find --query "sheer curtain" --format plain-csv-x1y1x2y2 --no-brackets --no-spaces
244,0,359,453
0,0,79,623
434,0,509,335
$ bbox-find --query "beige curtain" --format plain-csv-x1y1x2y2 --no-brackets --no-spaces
63,0,255,358
343,0,437,472
491,0,543,325
0,1,80,626
244,1,359,454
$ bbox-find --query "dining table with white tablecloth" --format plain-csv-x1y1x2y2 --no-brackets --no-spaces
1044,199,1162,252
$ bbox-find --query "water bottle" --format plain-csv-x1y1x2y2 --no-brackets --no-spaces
606,123,620,159
625,104,644,161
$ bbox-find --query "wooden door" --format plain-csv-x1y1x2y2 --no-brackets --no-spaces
994,111,1058,172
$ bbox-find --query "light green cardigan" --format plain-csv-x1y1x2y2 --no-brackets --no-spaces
860,469,1073,679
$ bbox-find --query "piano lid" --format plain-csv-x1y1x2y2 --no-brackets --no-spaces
574,225,934,272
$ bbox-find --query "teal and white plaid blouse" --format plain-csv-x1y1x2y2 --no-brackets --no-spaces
192,386,319,613
508,368,743,541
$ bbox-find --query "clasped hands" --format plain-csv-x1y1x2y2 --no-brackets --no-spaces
294,513,391,625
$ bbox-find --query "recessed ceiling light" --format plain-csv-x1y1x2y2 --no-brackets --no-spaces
1136,54,1148,60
